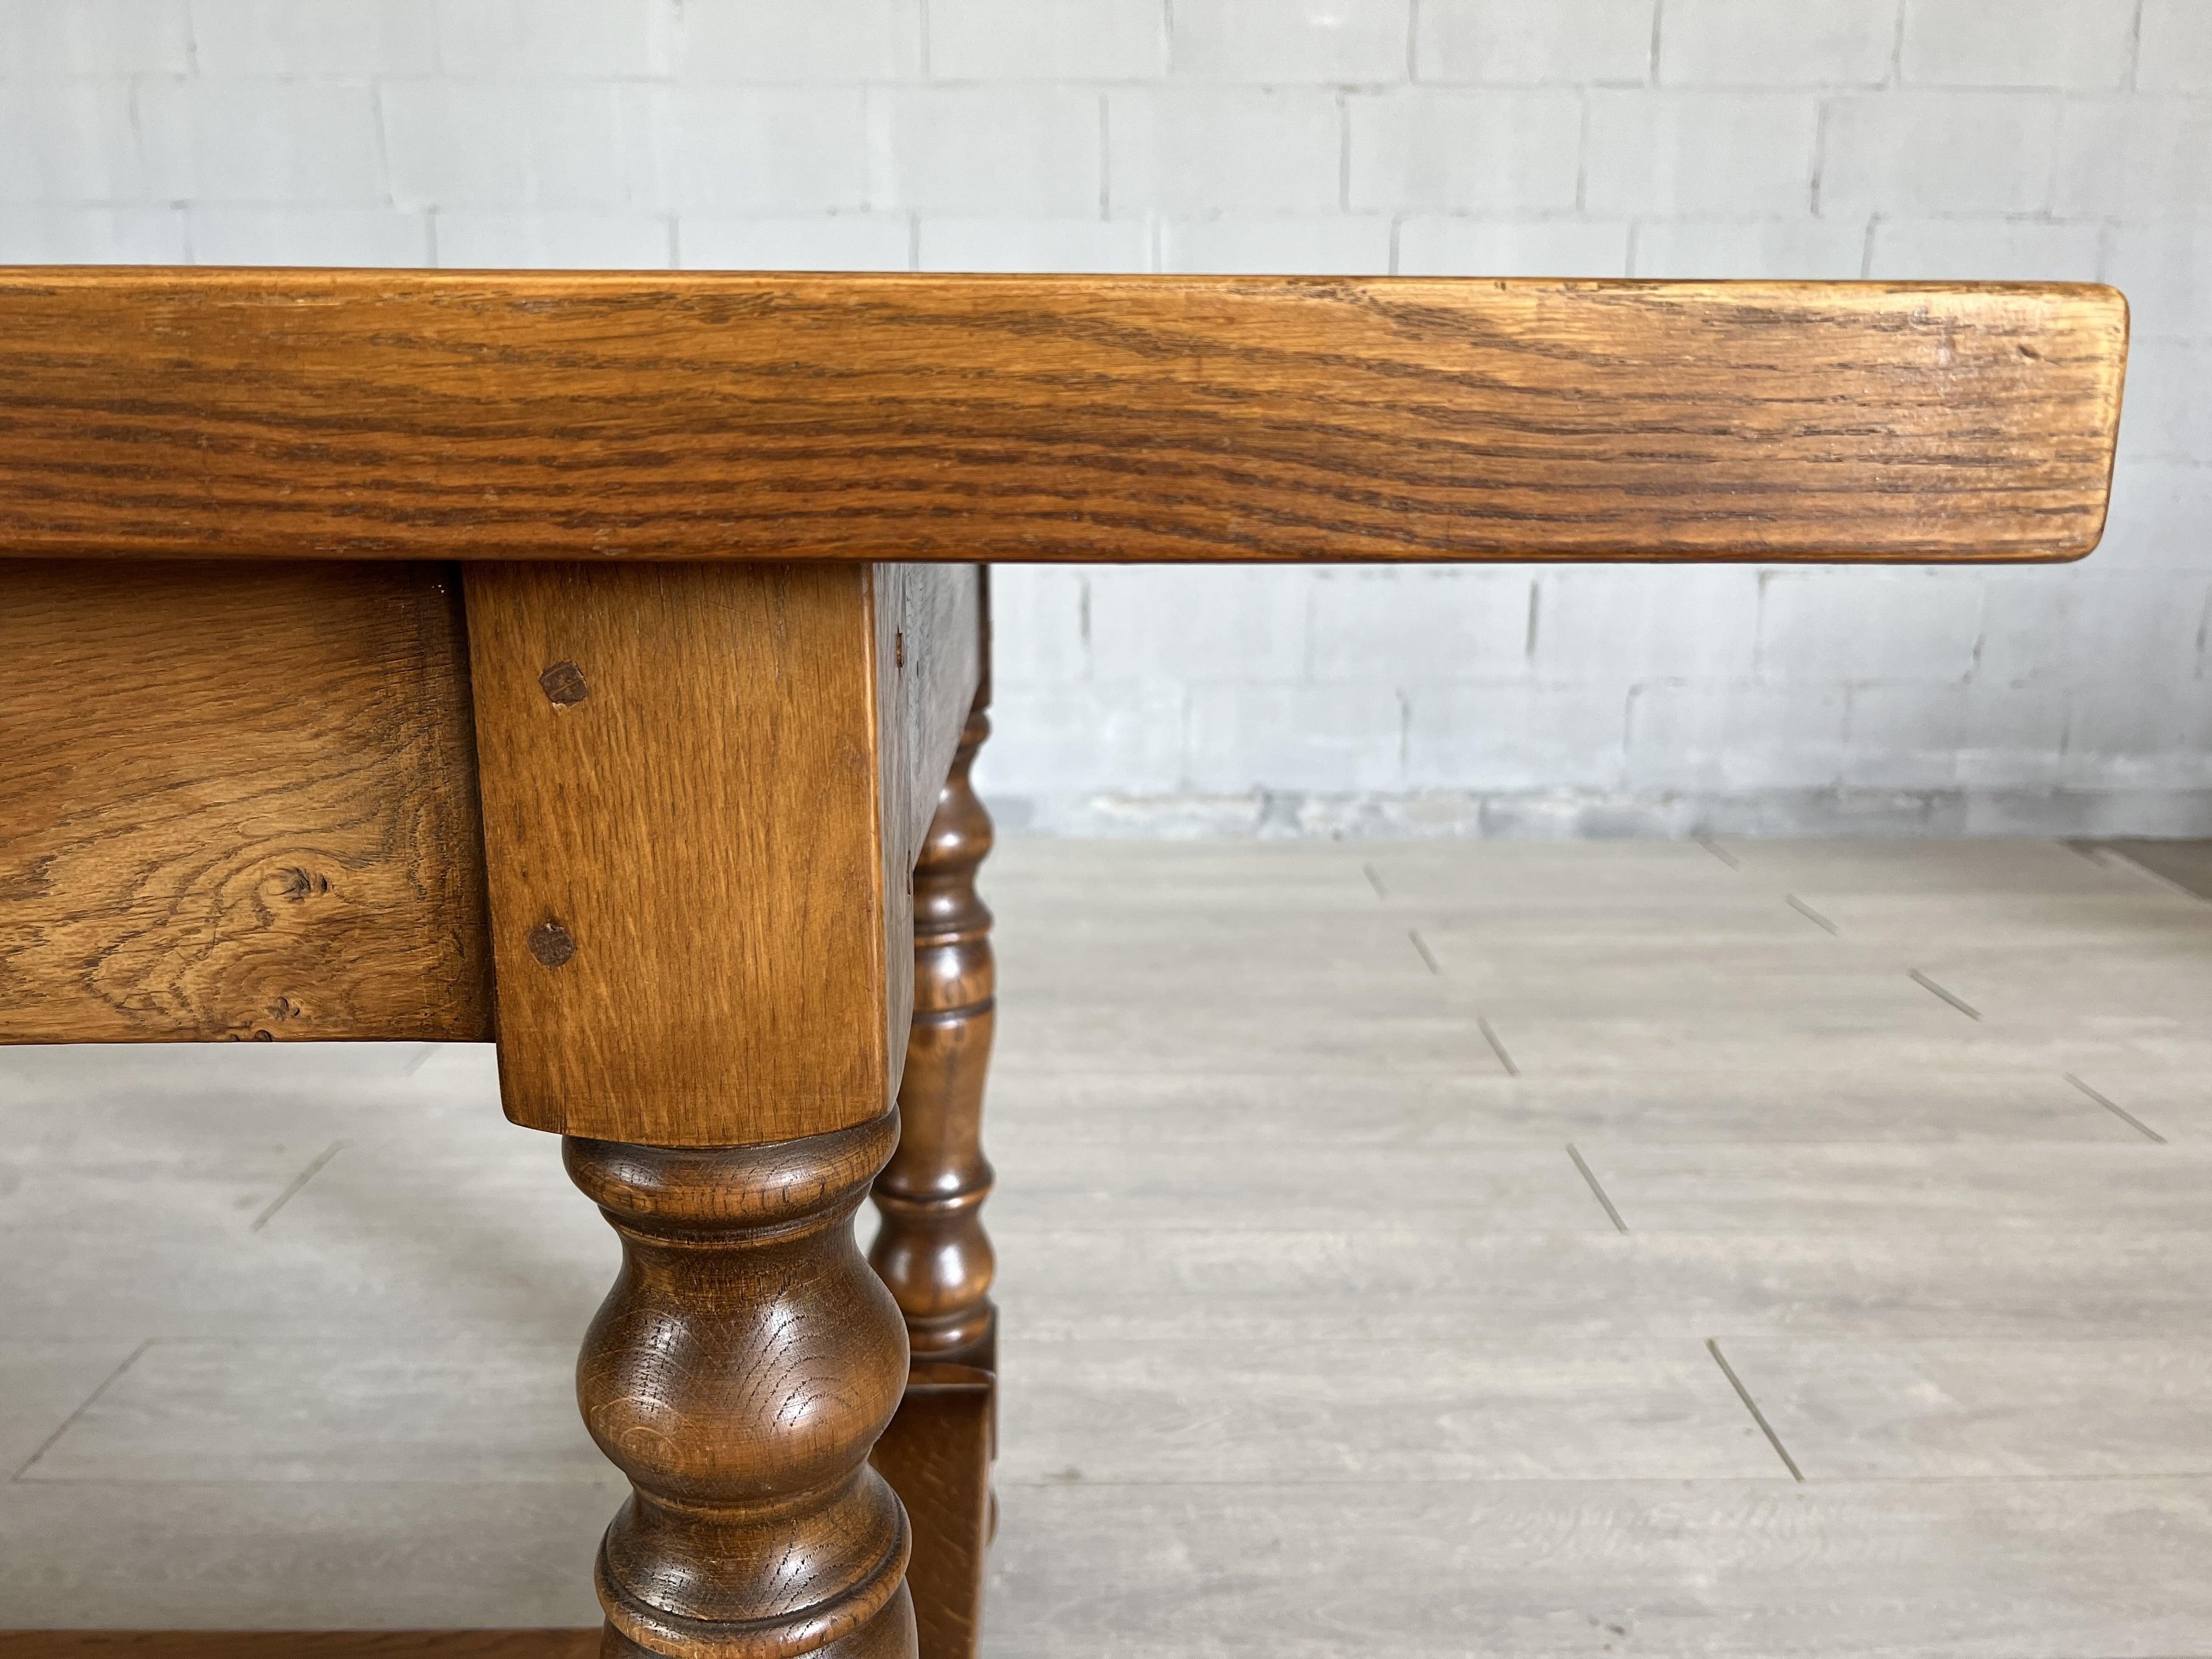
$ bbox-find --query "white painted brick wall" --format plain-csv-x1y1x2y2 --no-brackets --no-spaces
1350,89,1583,212
1822,92,2061,215
678,0,921,83
1398,216,1628,276
1,0,190,74
2140,0,2212,91
1416,0,1656,86
1,0,2204,836
1658,0,1897,87
1407,682,1632,794
1900,0,2138,90
1109,88,1341,215
188,2,438,76
1171,0,1407,83
877,88,1103,216
933,0,1162,82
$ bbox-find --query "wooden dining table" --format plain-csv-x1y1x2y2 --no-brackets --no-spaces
0,268,2128,1658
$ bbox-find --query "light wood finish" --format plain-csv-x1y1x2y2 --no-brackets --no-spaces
464,562,977,1147
567,1118,917,1659
0,560,492,1044
0,1638,596,1657
0,270,2126,566
869,1366,995,1659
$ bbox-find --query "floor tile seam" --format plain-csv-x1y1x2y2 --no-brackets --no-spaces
992,1223,2212,1240
0,1476,628,1492
986,1221,2212,1237
15,1474,621,1488
2063,1074,2171,1143
991,1136,2164,1148
1000,1471,2212,1490
982,1070,2176,1084
989,1470,2212,1492
1489,1137,2212,1153
1705,1338,1804,1481
9,1342,151,1483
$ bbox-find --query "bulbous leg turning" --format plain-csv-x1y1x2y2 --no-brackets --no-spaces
869,654,1000,1659
871,699,998,1370
568,1114,918,1659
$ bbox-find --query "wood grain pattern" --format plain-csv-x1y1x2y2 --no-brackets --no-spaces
0,270,2126,566
885,567,985,876
873,685,999,1372
568,1120,916,1659
873,601,998,1659
466,561,974,1147
870,1365,995,1659
0,1637,596,1657
0,561,492,1044
873,565,985,1091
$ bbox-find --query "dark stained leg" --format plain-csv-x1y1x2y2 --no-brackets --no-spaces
870,681,998,1372
568,1116,918,1659
868,579,998,1659
865,1365,995,1659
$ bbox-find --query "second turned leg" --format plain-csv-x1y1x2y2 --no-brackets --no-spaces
569,1115,917,1659
870,676,998,1659
871,690,999,1369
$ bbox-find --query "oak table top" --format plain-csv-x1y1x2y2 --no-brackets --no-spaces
0,269,2127,566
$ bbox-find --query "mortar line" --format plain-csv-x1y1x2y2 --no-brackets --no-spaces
1708,1338,1804,1482
1336,91,1351,211
2066,1073,2168,1144
1809,97,1829,217
14,1341,152,1482
1477,1014,1519,1077
1407,927,1442,975
1909,969,1980,1021
251,1139,347,1233
1785,894,1838,934
1697,837,1740,869
1363,861,1389,900
1566,1143,1626,1232
1574,88,1592,214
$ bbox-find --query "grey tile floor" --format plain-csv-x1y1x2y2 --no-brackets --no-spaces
5,836,2212,1655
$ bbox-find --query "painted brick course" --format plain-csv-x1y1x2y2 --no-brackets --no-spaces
0,0,2201,834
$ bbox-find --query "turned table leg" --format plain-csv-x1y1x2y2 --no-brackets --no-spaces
871,687,998,1370
569,1115,918,1659
869,639,998,1659
461,560,988,1659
